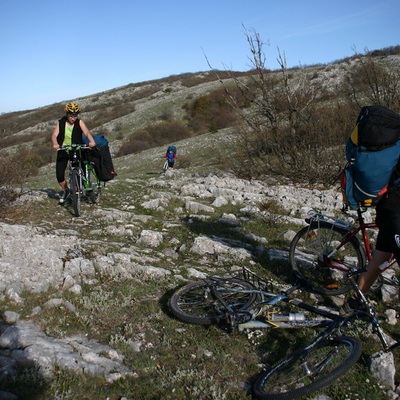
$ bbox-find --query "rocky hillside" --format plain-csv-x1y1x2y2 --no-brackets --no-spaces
0,71,237,157
0,124,400,399
2,51,400,157
2,51,400,399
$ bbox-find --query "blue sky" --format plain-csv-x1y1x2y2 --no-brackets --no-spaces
1,0,399,114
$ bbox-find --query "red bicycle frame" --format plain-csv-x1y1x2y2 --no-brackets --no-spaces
323,208,394,273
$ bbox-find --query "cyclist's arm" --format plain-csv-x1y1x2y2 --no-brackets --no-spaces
79,120,96,147
51,122,60,150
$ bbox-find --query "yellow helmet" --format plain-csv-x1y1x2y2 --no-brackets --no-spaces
64,102,81,114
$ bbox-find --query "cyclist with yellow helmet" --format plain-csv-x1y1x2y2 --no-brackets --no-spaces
51,102,96,203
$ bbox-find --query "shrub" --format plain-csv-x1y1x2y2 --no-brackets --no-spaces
116,121,192,157
0,154,28,209
344,50,400,111
0,136,55,211
220,29,394,184
184,87,244,134
146,121,191,143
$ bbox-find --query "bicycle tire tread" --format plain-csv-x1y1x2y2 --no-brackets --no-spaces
253,336,362,400
169,278,257,326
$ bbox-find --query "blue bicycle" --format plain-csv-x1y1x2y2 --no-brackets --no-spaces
169,267,400,399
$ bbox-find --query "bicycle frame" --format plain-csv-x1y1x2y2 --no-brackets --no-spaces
58,145,101,216
206,268,342,332
59,144,100,191
247,265,400,398
308,208,396,275
170,267,400,398
209,267,400,351
69,146,96,193
346,269,400,351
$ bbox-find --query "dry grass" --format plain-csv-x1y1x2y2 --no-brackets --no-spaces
1,45,400,400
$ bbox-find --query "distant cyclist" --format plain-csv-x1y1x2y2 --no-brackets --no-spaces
164,145,177,170
51,102,96,203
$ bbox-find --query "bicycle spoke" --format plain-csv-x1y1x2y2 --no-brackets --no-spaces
71,169,81,217
290,222,365,295
254,337,362,399
170,279,257,325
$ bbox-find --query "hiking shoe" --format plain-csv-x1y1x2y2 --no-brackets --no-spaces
339,297,366,317
339,297,361,317
59,189,70,204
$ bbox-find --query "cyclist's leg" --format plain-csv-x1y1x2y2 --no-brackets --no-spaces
56,151,70,202
358,249,392,293
56,151,69,187
359,208,400,293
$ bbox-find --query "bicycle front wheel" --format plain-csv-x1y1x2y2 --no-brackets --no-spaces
169,279,258,325
71,169,81,217
253,336,362,400
289,222,366,295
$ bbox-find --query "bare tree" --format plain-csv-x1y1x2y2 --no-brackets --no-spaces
345,49,400,112
212,28,348,184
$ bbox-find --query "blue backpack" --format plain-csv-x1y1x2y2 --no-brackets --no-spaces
83,134,117,181
83,134,109,148
167,145,177,155
341,106,400,209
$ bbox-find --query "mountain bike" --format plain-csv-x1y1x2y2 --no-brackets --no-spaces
162,159,169,172
170,267,338,330
163,154,176,172
59,145,101,217
169,267,400,399
289,207,399,296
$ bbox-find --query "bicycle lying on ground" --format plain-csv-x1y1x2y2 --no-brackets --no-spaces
289,207,399,296
169,267,400,399
58,144,101,217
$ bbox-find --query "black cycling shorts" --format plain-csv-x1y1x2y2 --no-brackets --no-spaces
56,150,70,183
375,207,400,261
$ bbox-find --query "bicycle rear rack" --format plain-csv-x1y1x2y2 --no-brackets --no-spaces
232,267,275,292
306,209,351,230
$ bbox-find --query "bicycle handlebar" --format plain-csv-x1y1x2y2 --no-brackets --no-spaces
58,144,92,151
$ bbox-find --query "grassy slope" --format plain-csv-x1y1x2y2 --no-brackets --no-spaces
3,128,394,400
3,59,400,398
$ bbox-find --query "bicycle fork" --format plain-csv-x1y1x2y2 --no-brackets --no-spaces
349,275,394,351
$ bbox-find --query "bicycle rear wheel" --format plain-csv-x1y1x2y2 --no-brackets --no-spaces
169,278,258,325
253,335,362,400
163,160,169,172
87,167,101,204
71,169,81,217
289,222,366,295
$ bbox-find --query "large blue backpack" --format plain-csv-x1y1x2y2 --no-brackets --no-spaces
341,106,400,209
83,134,117,182
167,145,177,155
